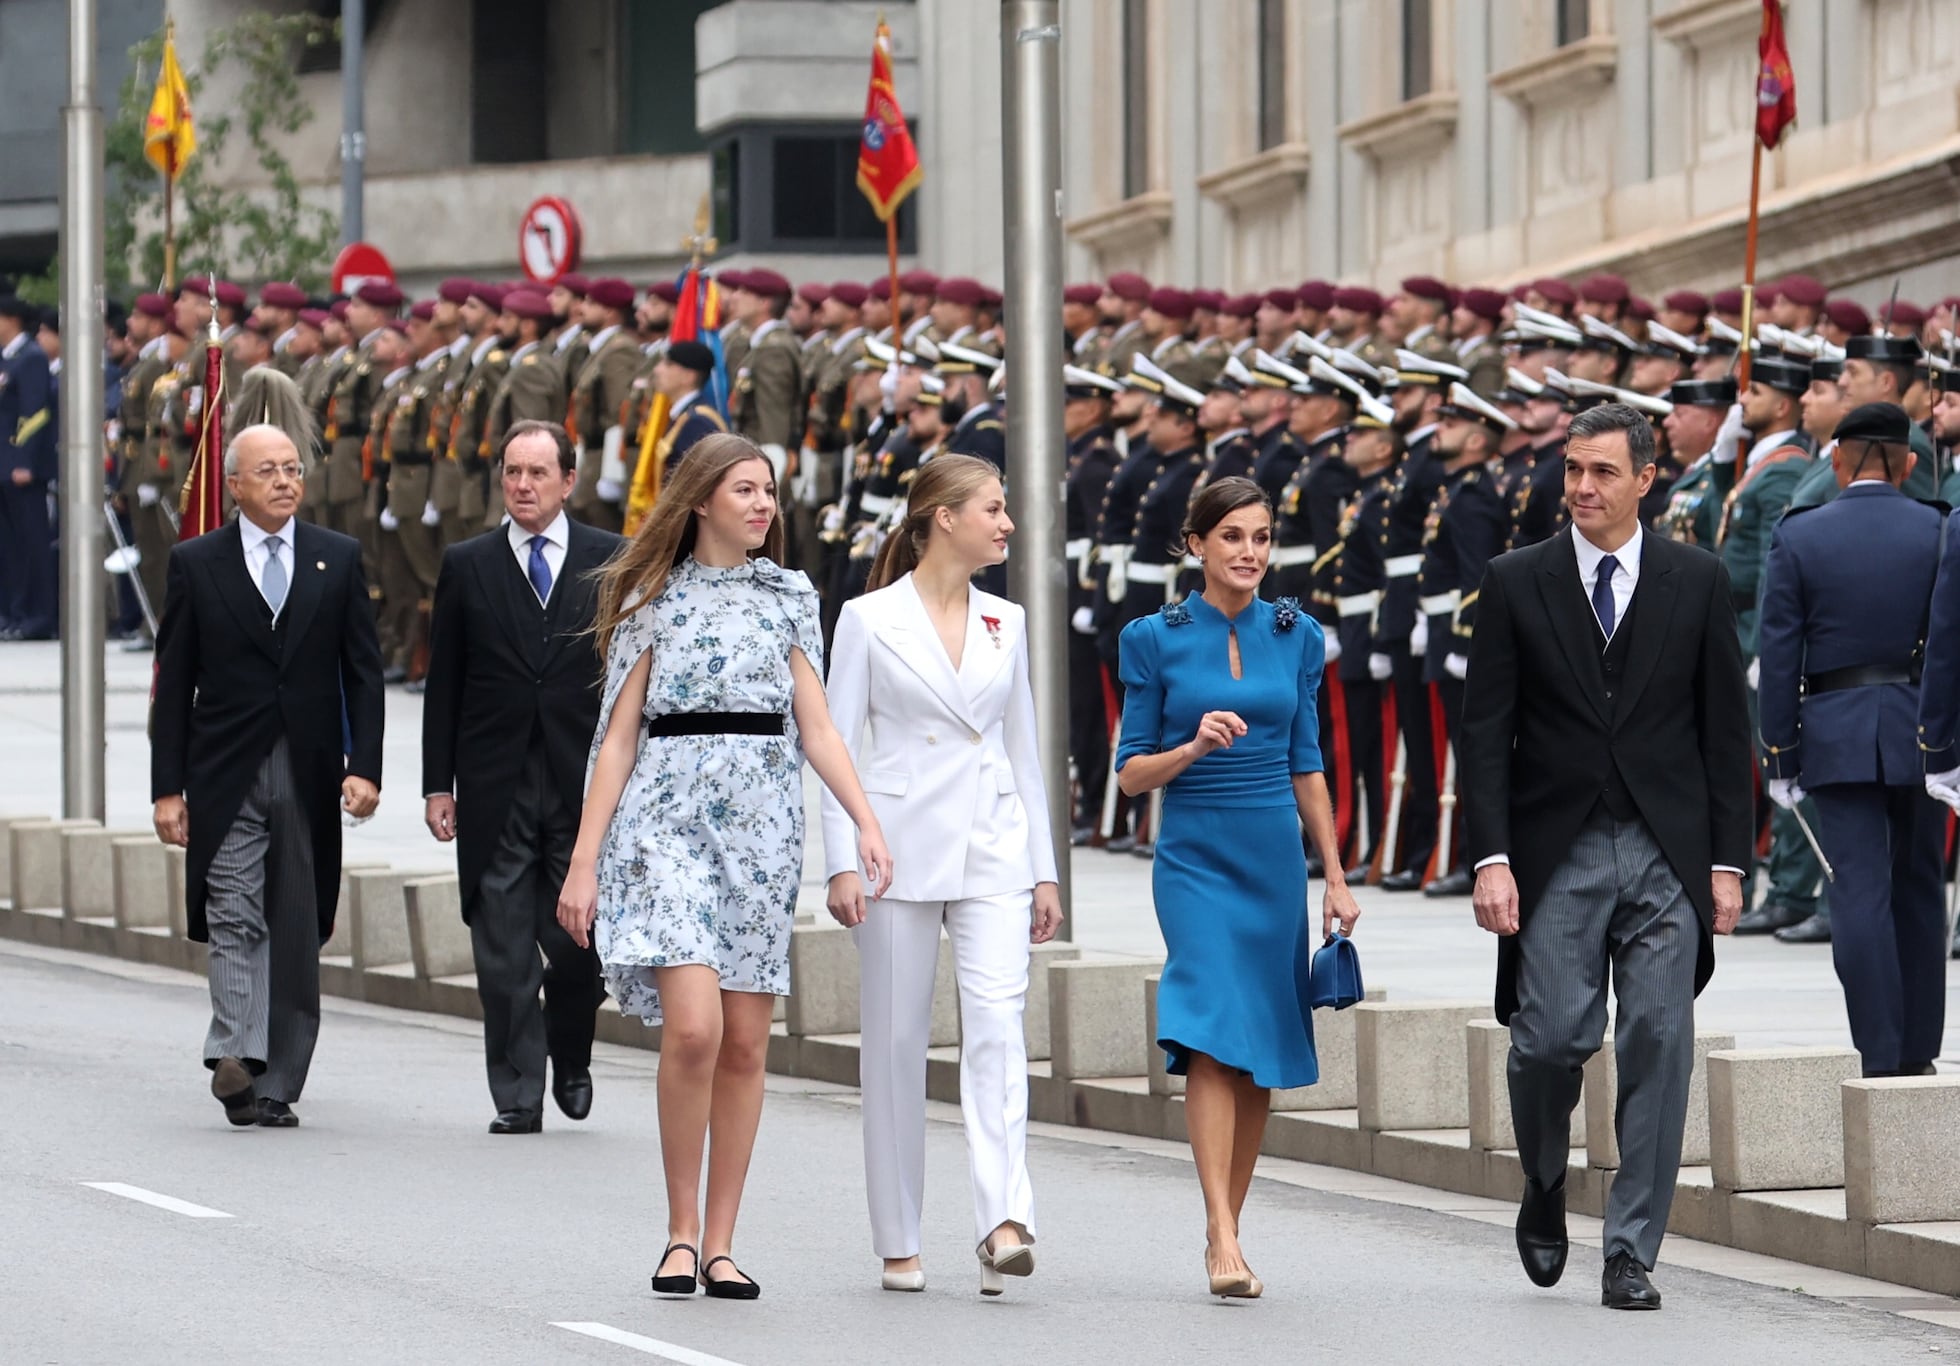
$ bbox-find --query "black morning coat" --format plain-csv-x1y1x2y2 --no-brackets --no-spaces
1458,530,1755,1023
419,520,621,918
150,518,386,943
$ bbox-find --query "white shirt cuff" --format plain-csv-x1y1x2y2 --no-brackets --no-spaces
1473,854,1509,871
1712,864,1744,876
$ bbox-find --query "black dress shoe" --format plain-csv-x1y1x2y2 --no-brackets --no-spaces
210,1056,258,1127
553,1066,593,1121
1069,825,1096,847
1379,869,1425,892
1601,1252,1662,1309
1132,840,1155,859
1774,912,1832,944
1423,868,1474,898
382,665,409,685
1733,901,1809,936
1515,1179,1568,1287
1104,834,1137,854
255,1098,298,1127
488,1109,542,1134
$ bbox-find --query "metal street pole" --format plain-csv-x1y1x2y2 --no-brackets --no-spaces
340,0,365,244
61,0,106,821
999,1,1070,934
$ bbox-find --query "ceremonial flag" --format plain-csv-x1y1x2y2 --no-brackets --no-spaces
178,330,226,542
624,269,728,536
1755,0,1797,150
855,19,922,222
144,28,197,181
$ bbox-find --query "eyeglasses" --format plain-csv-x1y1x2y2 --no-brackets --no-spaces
244,463,305,482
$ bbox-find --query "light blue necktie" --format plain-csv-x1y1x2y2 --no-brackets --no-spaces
262,537,288,618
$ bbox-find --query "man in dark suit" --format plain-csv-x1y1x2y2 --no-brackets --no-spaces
422,420,617,1134
0,295,58,640
151,425,385,1127
1758,403,1949,1076
1920,504,1960,959
1460,403,1752,1310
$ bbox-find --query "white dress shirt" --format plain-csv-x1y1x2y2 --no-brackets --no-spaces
2,331,24,360
239,515,297,618
508,509,568,605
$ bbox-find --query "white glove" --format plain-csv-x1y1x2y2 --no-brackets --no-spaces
595,477,624,503
1767,777,1806,810
1925,766,1960,813
378,506,400,532
1368,652,1393,681
879,365,901,399
420,501,441,528
136,483,160,508
1324,635,1343,665
1071,606,1096,635
821,503,845,535
1444,652,1468,680
1747,657,1760,690
1711,401,1747,465
1411,615,1429,658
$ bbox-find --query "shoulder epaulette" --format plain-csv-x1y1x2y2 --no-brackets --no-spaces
977,419,1004,432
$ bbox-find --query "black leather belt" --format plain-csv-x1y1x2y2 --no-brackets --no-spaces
389,452,433,467
1803,663,1919,695
644,711,785,737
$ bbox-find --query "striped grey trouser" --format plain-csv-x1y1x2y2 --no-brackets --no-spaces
203,735,321,1103
1507,807,1698,1270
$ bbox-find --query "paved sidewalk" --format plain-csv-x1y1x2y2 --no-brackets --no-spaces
3,639,1953,1059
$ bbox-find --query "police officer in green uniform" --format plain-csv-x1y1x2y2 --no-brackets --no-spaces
1655,377,1738,546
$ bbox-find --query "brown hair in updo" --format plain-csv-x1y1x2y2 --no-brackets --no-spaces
1180,475,1271,558
866,454,1004,591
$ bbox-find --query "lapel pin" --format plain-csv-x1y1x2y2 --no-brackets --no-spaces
316,560,326,570
981,615,1003,649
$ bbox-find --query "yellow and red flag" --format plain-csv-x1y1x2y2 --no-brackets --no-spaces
855,19,921,222
624,269,727,536
144,28,197,181
1755,0,1797,150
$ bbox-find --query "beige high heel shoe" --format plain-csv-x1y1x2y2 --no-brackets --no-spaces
881,1266,927,1292
978,1235,1036,1297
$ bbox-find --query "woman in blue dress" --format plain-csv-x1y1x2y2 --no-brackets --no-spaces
557,433,893,1301
1116,475,1360,1300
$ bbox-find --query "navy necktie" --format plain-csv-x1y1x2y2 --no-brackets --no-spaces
1592,553,1620,639
528,534,552,604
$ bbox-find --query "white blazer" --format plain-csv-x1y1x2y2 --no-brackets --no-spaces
821,573,1059,902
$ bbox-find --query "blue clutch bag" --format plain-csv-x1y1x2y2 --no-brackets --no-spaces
1307,930,1364,1011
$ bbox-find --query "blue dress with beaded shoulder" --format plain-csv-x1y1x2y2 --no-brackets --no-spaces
1116,593,1324,1088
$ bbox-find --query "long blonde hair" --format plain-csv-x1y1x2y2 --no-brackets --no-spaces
866,453,1003,591
593,432,786,658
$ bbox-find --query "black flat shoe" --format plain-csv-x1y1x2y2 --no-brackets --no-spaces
553,1066,593,1121
1379,869,1425,892
488,1109,542,1134
1516,1179,1568,1288
255,1098,298,1128
700,1255,761,1300
651,1244,698,1296
1601,1252,1661,1310
1423,868,1474,898
210,1056,258,1127
1774,913,1832,944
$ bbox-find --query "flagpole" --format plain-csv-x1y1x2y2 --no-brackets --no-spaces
1738,138,1761,393
162,169,175,291
886,216,901,339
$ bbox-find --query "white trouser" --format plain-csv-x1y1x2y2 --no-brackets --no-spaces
854,889,1036,1258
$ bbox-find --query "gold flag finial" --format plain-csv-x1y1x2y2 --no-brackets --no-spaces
680,194,718,265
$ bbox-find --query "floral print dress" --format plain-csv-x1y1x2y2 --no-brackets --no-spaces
588,556,824,1025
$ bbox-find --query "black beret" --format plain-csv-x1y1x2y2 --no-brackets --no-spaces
1833,401,1912,446
665,339,715,375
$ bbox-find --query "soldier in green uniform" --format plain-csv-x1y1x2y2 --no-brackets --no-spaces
567,277,643,533
718,267,754,378
1387,277,1456,362
800,282,869,583
365,322,414,675
547,272,590,387
1654,377,1738,547
421,279,474,545
446,283,511,536
1099,273,1152,378
115,294,175,646
1139,287,1195,377
728,268,804,485
257,282,308,378
376,315,447,683
326,283,399,566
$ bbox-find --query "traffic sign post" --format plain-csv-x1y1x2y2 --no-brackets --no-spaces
331,241,396,295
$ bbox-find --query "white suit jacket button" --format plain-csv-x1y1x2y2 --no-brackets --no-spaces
926,733,937,744
969,732,981,745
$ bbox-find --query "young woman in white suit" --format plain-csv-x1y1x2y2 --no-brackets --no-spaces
822,454,1064,1297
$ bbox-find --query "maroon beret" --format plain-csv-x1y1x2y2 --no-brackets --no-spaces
1663,289,1709,317
1941,296,1960,315
715,268,751,293
437,278,475,305
1400,275,1452,305
329,300,350,322
502,290,555,322
468,281,507,311
1579,273,1629,305
744,267,792,298
797,281,830,307
384,319,410,337
556,272,591,297
178,277,212,299
1063,283,1102,306
1824,298,1870,334
1261,288,1298,311
213,281,248,309
1778,273,1826,309
587,277,636,311
297,308,329,329
866,276,893,301
1332,286,1383,315
1532,277,1578,307
1711,288,1744,314
1457,287,1507,321
1223,293,1261,320
828,281,868,308
980,285,1003,308
1105,272,1151,303
134,292,172,320
898,269,940,295
410,300,437,321
354,281,404,309
259,281,307,309
1190,288,1226,312
1296,280,1335,311
1629,296,1655,322
1147,287,1194,320
1509,284,1532,303
646,281,680,304
936,276,985,307
1884,300,1926,328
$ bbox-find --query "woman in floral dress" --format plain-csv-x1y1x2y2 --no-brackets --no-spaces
557,433,893,1301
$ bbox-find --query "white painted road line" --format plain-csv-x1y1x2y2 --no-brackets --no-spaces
80,1182,233,1219
551,1322,749,1365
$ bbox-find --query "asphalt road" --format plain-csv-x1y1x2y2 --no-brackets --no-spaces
5,944,1955,1366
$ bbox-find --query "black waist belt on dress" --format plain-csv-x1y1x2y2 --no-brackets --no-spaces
643,712,785,737
1803,662,1919,695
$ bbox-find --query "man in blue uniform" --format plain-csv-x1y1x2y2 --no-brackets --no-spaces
1064,364,1122,844
1757,403,1948,1077
0,296,58,640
